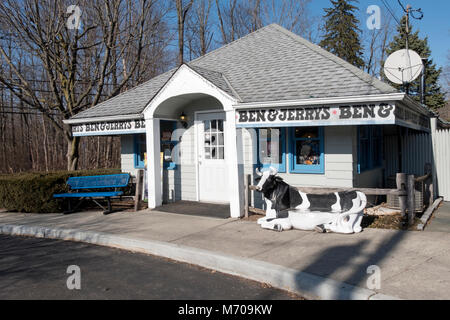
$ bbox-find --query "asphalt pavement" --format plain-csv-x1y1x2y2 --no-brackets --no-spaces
0,235,302,300
0,209,449,299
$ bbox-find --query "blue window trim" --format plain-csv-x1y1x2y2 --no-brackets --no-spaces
134,134,146,169
256,128,286,173
161,120,178,170
288,127,324,174
357,126,383,174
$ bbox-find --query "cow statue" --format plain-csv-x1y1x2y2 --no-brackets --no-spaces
254,167,366,234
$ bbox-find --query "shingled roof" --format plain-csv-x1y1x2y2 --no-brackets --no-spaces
71,23,397,120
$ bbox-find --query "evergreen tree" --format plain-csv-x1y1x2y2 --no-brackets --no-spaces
319,0,365,69
385,16,445,110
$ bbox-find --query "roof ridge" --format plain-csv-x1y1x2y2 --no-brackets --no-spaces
188,23,279,65
221,73,242,102
188,64,222,75
185,63,240,101
269,24,397,94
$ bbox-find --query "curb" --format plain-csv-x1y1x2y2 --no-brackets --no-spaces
0,224,400,300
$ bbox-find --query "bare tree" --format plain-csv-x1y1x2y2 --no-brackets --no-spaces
442,51,450,99
362,11,394,78
215,0,262,44
0,0,169,170
261,0,315,40
176,0,194,65
186,0,214,59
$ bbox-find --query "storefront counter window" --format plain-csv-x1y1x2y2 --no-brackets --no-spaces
257,128,286,173
289,127,324,174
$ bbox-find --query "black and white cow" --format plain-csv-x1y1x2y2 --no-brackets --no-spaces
254,167,366,233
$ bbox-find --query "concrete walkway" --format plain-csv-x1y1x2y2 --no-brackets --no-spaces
425,201,450,233
0,209,449,300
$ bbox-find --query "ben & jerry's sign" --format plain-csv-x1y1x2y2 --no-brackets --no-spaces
72,119,146,136
236,103,395,126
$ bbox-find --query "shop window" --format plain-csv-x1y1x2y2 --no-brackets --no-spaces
257,128,286,173
134,134,146,169
161,120,179,169
358,126,383,173
289,127,324,174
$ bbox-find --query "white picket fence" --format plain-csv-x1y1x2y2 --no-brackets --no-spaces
432,127,450,201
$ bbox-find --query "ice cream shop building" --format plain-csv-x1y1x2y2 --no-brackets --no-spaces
65,24,439,218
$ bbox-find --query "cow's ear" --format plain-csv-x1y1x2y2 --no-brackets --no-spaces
275,176,284,182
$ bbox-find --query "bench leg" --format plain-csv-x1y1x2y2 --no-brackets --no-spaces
63,198,86,215
103,197,113,215
63,199,73,215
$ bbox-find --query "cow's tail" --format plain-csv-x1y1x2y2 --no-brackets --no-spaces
348,191,367,214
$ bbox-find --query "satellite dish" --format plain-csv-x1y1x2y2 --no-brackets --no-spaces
384,49,424,85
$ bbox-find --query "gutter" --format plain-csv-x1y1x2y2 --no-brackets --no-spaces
233,93,406,109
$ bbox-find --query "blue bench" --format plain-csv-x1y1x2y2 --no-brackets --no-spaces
53,174,130,215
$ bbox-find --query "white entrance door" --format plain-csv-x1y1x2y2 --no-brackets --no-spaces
196,112,229,203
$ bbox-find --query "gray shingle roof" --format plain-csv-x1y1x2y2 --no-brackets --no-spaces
71,69,176,119
187,65,238,99
71,24,397,120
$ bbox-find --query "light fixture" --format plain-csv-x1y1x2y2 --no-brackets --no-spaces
180,112,188,128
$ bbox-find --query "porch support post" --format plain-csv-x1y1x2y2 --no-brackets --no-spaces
226,109,245,218
146,117,162,209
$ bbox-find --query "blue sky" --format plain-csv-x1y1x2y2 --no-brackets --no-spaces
309,0,450,69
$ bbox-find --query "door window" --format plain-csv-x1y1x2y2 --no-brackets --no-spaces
204,119,224,160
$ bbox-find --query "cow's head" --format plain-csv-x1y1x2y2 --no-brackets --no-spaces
255,167,282,193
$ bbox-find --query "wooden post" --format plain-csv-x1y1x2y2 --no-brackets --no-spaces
407,174,416,226
244,174,250,218
134,169,144,212
396,173,407,219
424,163,433,208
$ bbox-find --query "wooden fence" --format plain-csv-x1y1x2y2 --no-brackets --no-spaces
244,167,433,227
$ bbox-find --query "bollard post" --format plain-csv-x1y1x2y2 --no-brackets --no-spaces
134,169,144,211
407,174,416,226
396,173,407,220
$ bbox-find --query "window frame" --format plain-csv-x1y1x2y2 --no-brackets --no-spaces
288,127,324,174
256,127,287,173
134,134,146,169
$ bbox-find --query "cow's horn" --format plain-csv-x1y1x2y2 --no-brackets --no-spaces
269,166,278,175
255,168,263,176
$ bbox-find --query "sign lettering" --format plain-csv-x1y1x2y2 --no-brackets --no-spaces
72,119,146,136
236,103,395,126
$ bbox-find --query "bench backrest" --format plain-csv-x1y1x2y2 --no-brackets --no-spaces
67,174,130,190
